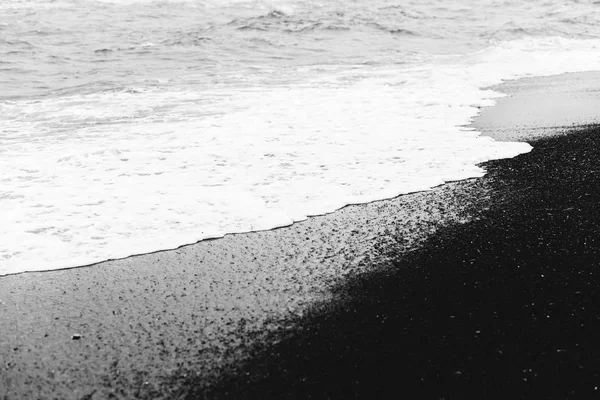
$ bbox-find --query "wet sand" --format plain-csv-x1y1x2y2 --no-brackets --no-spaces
2,71,600,399
472,71,600,141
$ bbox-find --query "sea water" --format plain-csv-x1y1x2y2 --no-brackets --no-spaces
2,0,600,275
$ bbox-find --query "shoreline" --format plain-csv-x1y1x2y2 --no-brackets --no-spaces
2,71,600,398
5,67,599,279
0,178,485,280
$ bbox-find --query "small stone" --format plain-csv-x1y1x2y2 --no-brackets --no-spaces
72,334,82,340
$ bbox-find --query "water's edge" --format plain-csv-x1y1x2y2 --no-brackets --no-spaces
1,71,599,399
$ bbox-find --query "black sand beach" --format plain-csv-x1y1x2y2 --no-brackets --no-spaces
200,123,600,400
2,71,600,399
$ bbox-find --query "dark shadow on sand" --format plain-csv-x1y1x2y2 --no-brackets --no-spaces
189,126,600,399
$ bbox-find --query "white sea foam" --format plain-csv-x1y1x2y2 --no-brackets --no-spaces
2,36,600,275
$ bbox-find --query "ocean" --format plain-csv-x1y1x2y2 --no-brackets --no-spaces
1,0,600,276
